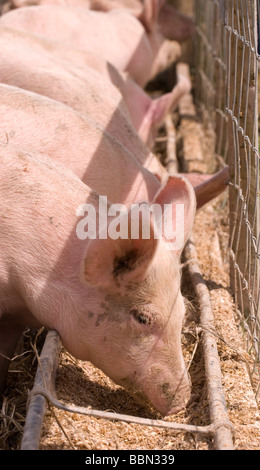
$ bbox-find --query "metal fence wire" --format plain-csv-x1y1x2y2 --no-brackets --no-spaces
195,0,260,398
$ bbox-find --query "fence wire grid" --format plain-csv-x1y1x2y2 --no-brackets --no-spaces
195,0,260,398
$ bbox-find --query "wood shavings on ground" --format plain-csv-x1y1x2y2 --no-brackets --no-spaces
193,197,260,450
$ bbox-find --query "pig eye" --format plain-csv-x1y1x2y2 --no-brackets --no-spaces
130,309,151,326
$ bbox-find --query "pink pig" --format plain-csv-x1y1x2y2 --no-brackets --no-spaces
0,29,189,149
8,0,195,43
0,142,196,415
0,83,162,204
0,83,229,208
0,5,181,87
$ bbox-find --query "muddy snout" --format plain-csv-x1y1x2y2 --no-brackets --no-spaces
127,363,191,417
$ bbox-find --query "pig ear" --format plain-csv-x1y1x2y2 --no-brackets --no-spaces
142,0,161,31
184,167,230,209
152,175,196,256
82,211,158,288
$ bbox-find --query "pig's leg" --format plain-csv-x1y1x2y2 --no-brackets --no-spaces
0,324,24,397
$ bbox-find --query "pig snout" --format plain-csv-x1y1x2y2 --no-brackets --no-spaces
140,364,191,416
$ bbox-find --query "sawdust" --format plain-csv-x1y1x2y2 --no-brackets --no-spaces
194,198,260,449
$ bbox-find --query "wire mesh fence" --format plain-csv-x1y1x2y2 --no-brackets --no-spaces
195,0,260,398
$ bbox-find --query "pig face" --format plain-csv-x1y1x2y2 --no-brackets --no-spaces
83,245,190,416
66,176,196,416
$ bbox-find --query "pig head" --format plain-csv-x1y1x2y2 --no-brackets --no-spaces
75,175,196,415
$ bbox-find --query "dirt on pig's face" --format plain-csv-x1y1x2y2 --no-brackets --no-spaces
59,175,195,415
67,245,191,416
